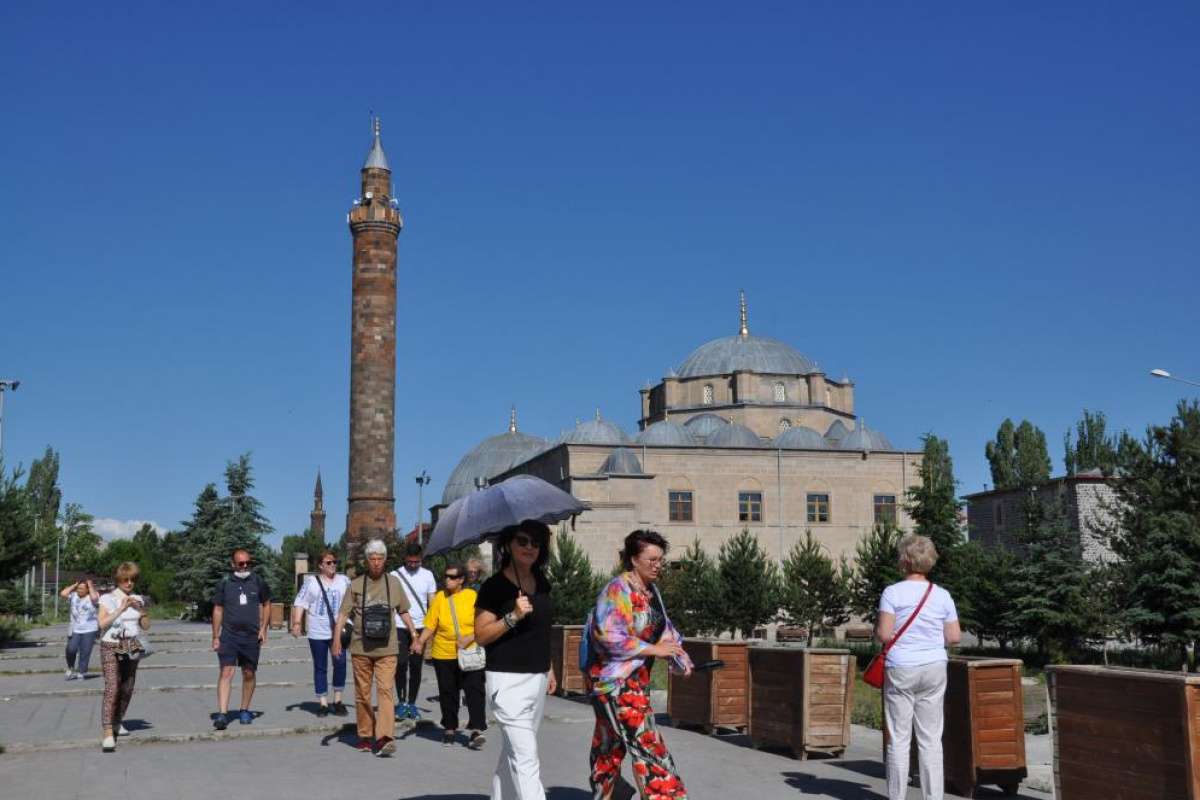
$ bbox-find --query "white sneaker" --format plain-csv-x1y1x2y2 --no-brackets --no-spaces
65,669,74,680
101,735,115,752
116,724,129,736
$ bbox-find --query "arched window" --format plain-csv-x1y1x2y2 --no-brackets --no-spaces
779,418,791,431
702,384,714,405
773,382,786,403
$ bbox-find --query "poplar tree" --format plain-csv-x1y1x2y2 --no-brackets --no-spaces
905,433,963,585
1063,409,1118,476
986,419,1051,489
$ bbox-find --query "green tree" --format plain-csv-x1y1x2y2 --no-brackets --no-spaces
60,503,102,573
905,433,963,586
280,527,329,578
546,529,603,625
986,419,1051,490
24,447,62,560
848,522,904,624
1063,409,1118,476
717,529,780,639
1011,495,1087,661
1076,561,1128,664
951,542,1019,650
0,463,37,581
779,531,850,645
659,538,725,637
1109,400,1200,667
985,419,1018,490
131,523,163,569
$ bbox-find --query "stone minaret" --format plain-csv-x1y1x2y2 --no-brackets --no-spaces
346,119,403,563
310,470,326,539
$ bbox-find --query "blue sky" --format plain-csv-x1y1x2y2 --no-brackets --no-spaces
2,3,1197,545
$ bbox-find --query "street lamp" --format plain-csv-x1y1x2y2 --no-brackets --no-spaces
0,379,20,461
1150,368,1200,389
414,470,431,545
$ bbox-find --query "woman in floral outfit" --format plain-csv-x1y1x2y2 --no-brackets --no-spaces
587,530,693,800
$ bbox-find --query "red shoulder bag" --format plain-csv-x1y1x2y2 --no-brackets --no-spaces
863,581,934,689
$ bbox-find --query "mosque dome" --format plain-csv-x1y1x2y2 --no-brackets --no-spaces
674,292,818,378
838,422,895,452
824,419,850,444
706,422,766,448
636,421,698,446
683,413,729,438
560,413,632,446
441,410,547,505
598,448,644,475
772,426,830,450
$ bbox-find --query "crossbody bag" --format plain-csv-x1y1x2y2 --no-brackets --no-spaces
446,593,486,672
863,581,935,689
395,570,427,618
316,576,353,649
359,575,394,642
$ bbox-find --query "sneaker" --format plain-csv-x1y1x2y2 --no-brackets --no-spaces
332,701,349,717
354,738,373,753
374,736,396,757
116,724,129,736
442,731,456,748
65,669,74,681
408,704,422,721
213,713,228,731
101,735,116,752
394,703,406,721
238,709,253,725
317,703,329,718
468,731,486,750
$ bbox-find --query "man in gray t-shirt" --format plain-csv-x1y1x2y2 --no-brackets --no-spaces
211,549,271,730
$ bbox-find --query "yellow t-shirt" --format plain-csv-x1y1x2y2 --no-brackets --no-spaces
423,588,477,661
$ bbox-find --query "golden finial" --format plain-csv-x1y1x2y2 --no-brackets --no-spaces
509,405,518,433
739,289,749,337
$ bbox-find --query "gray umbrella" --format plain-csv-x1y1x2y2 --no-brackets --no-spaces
426,474,587,555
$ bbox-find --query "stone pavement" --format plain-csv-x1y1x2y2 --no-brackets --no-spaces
0,622,1054,799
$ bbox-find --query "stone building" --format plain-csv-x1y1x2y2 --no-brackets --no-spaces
436,294,923,569
964,468,1118,563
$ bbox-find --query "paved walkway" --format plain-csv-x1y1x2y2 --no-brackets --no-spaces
0,622,1054,799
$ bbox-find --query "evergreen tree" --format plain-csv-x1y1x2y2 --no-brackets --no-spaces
1109,400,1200,667
951,542,1019,650
986,419,1052,490
1063,409,1119,476
717,529,780,639
1076,561,1128,663
546,529,603,625
779,531,850,645
658,538,724,637
848,522,904,624
132,523,163,569
1011,495,1087,661
905,433,963,585
0,463,37,581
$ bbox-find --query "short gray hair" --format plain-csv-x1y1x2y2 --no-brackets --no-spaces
897,533,938,575
364,539,387,558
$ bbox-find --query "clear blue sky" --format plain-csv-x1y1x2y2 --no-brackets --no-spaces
2,3,1197,546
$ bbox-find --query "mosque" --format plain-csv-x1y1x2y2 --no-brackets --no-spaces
434,293,922,569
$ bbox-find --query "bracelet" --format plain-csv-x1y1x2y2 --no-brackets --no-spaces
502,612,517,629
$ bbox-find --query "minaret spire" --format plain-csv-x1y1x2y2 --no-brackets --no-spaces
363,116,390,171
509,405,518,433
739,289,749,337
310,468,326,539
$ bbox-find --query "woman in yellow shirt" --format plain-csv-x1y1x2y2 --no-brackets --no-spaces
414,562,487,749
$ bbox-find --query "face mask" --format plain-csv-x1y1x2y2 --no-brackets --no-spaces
234,570,251,579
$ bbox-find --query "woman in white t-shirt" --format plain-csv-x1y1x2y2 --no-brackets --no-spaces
290,549,351,717
97,561,150,753
59,578,100,679
876,534,961,800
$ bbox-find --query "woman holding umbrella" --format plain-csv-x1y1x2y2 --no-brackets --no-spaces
474,520,557,800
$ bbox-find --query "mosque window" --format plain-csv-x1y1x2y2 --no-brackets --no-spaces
703,384,714,405
738,491,763,523
669,491,694,522
779,418,791,431
807,493,830,524
874,495,897,525
773,382,786,403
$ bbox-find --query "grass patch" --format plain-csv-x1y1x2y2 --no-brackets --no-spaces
851,674,883,730
0,616,28,645
146,600,188,621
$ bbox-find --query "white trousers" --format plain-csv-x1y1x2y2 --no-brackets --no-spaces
884,661,947,800
486,670,548,800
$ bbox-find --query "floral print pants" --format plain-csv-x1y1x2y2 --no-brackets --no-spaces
589,665,687,800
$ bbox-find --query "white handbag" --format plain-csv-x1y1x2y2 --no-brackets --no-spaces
447,594,486,672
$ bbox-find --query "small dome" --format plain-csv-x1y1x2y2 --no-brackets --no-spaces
561,416,632,446
598,448,643,475
706,422,766,448
839,422,895,452
773,426,830,449
442,428,548,505
636,421,697,446
677,334,817,378
824,419,850,444
683,413,730,438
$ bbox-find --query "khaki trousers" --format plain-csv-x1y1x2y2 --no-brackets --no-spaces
351,654,397,740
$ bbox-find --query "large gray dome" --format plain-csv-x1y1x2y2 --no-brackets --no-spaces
839,422,895,452
706,422,766,448
772,426,830,449
683,413,729,438
677,334,817,378
560,416,632,446
442,427,548,505
636,421,697,446
598,448,644,475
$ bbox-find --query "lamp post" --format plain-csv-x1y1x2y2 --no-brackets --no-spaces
1150,368,1200,389
415,470,431,545
0,379,20,462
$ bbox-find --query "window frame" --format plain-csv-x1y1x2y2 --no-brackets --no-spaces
873,494,897,525
702,384,714,405
806,492,831,524
668,490,694,522
738,491,763,523
773,382,786,403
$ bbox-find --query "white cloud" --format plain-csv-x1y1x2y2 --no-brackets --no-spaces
94,518,165,541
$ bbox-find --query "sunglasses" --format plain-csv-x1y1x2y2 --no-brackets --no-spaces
444,573,463,580
234,561,251,568
513,535,542,549
321,560,337,566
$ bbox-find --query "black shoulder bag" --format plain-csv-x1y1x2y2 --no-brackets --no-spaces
316,576,353,649
360,574,393,642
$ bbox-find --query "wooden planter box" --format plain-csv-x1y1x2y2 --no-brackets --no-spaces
268,602,285,629
749,646,854,758
1048,665,1200,799
668,639,749,732
882,657,1027,796
549,624,587,696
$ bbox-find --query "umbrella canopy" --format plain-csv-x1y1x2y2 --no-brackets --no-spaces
426,474,587,556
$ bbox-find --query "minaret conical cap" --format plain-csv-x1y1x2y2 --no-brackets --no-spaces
364,117,390,171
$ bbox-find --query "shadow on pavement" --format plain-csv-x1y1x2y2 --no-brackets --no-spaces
319,724,360,748
820,765,1045,800
783,771,886,799
120,718,153,732
831,760,886,780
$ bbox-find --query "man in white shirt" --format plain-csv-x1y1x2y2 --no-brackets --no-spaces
390,543,436,721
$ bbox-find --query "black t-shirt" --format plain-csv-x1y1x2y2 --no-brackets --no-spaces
212,573,271,637
475,571,554,673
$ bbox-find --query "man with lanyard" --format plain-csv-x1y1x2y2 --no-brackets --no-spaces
391,542,436,721
211,548,271,730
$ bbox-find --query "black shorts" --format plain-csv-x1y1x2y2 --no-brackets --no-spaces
218,633,261,671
